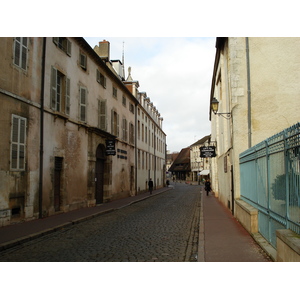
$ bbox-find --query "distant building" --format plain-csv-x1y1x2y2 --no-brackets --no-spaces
169,147,191,181
166,151,179,176
189,135,211,182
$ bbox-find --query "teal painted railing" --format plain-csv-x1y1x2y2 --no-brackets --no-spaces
240,123,300,248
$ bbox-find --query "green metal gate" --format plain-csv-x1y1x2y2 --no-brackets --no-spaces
239,123,300,248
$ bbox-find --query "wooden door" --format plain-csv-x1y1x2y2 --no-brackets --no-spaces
54,157,63,211
95,145,105,204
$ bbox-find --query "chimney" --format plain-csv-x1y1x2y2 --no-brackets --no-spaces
94,40,110,62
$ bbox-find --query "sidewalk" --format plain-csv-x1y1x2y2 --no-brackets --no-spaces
0,187,170,252
198,187,273,262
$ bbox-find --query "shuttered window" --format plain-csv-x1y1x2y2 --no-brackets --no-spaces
98,99,107,130
66,78,70,115
11,115,26,170
129,122,134,145
111,109,119,137
79,87,87,122
53,37,72,56
51,67,70,114
13,37,28,70
122,118,128,142
96,70,106,88
80,52,87,69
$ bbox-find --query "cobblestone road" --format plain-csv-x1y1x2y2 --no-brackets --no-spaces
0,183,201,262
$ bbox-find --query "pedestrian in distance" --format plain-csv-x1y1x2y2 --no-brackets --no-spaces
204,179,211,196
148,178,153,195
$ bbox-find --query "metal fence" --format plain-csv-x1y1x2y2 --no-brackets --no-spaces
239,123,300,248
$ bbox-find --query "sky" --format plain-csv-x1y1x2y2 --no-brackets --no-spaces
85,37,216,153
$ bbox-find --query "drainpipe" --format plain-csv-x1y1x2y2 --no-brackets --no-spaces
154,126,156,189
245,37,252,148
39,37,46,219
135,103,138,195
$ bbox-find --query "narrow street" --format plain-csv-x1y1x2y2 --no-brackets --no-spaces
0,183,201,262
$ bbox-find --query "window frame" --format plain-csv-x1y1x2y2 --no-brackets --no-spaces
11,115,27,171
98,99,107,131
79,86,87,122
112,86,118,99
13,37,28,70
96,70,106,88
111,109,119,137
50,66,70,115
122,117,128,142
53,37,72,56
79,51,87,70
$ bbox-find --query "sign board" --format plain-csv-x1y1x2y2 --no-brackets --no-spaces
105,139,116,156
200,146,216,158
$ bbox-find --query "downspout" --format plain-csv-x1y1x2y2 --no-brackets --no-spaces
245,37,252,148
154,126,156,190
39,37,46,218
135,103,138,195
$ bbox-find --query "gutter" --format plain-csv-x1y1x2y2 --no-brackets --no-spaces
39,37,46,218
245,37,252,148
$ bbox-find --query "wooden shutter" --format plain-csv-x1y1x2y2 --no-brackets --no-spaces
51,67,57,110
96,69,100,83
66,39,72,56
99,99,107,130
13,38,21,66
11,115,26,170
65,77,70,115
117,113,119,137
21,37,27,70
80,87,86,122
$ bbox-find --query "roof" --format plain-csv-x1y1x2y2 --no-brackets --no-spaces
190,135,211,147
169,147,191,172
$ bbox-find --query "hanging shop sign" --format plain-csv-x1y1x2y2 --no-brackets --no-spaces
105,139,116,156
200,146,216,158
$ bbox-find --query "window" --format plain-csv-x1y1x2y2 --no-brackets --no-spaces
122,95,126,107
98,99,107,130
53,37,71,56
79,52,87,70
111,109,119,136
51,67,70,114
113,86,118,98
129,103,134,114
96,70,106,88
13,37,28,70
79,87,87,122
122,117,128,142
129,122,134,145
11,115,26,170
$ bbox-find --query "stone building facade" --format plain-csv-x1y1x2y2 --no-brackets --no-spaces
0,37,166,227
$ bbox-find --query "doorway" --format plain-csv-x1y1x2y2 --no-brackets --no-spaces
95,144,105,204
54,157,63,211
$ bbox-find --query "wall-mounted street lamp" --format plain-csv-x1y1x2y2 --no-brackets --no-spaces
211,97,231,119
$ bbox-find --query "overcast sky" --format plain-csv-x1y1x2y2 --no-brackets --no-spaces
85,37,216,153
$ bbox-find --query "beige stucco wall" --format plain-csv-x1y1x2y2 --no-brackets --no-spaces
0,38,43,225
211,37,300,207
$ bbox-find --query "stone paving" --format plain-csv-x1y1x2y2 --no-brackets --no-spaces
0,183,201,262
